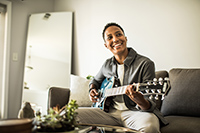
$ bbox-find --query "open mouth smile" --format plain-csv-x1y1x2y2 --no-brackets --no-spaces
113,43,122,50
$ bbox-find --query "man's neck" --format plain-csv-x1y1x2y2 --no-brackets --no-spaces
114,48,129,64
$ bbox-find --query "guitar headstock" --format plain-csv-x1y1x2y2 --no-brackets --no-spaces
139,77,170,100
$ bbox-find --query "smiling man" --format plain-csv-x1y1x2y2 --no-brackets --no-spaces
76,22,168,133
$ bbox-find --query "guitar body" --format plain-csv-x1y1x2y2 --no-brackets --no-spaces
92,76,118,112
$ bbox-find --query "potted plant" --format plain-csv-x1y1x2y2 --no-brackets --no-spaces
34,100,78,132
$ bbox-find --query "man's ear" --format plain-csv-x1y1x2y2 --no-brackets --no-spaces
104,43,108,48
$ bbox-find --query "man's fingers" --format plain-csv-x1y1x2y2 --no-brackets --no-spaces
90,89,98,96
89,89,99,102
125,84,135,95
90,95,99,103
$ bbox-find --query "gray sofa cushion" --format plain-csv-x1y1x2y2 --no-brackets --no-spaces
161,68,200,116
161,116,200,133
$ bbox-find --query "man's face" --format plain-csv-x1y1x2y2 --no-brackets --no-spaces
104,26,127,55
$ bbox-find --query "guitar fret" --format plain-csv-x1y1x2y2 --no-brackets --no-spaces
111,88,114,95
112,88,118,95
117,87,121,94
113,87,117,95
117,87,120,94
118,87,122,94
120,86,126,94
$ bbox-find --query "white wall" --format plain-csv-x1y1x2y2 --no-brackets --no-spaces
54,0,200,78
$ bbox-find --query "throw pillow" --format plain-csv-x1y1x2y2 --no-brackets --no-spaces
161,68,200,116
70,75,92,107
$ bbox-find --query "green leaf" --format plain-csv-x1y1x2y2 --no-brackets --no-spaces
86,75,94,80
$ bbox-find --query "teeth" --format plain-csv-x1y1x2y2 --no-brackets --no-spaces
113,43,121,50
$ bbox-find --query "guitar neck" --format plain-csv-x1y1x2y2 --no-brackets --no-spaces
104,82,163,97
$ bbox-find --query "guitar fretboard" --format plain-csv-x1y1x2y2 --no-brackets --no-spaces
104,85,135,97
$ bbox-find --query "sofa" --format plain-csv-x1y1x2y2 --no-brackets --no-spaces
48,68,200,133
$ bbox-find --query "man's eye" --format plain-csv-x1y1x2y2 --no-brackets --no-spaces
116,33,122,37
107,36,112,40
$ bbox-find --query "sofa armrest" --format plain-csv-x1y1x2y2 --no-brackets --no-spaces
155,70,169,79
47,87,70,109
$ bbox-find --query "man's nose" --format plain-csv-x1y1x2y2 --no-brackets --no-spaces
113,35,119,42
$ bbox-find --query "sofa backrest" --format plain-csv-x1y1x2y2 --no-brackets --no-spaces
161,68,200,117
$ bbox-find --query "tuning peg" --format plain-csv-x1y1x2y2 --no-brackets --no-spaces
164,77,169,81
155,94,159,100
145,89,150,93
151,89,155,93
153,78,157,85
147,81,151,85
157,89,161,93
161,94,165,100
153,78,157,82
158,77,163,81
149,95,153,99
158,77,163,85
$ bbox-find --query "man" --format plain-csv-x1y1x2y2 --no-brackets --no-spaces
77,22,168,133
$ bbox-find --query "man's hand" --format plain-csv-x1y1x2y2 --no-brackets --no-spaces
125,84,150,110
89,89,99,103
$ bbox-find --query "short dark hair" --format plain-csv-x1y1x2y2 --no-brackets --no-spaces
102,22,125,41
